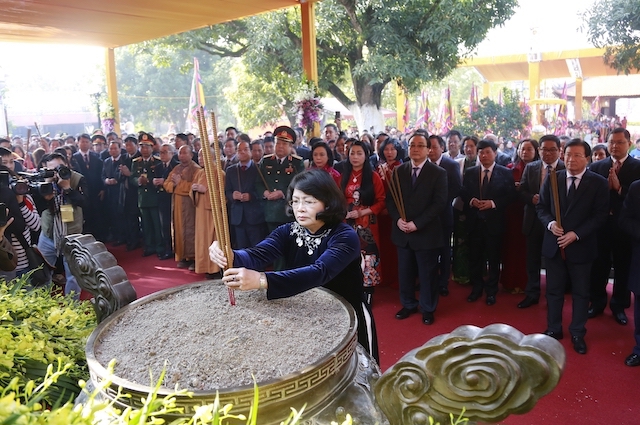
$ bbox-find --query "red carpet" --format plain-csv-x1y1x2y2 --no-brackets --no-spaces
103,243,638,424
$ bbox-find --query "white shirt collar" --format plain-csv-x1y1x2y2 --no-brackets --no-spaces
410,158,428,170
567,168,587,179
482,162,496,173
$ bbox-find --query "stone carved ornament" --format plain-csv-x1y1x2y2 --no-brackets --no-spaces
63,234,137,323
374,324,565,424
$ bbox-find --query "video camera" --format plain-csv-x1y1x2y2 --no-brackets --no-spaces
0,164,71,196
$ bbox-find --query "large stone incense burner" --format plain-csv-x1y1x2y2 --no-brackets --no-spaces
68,235,566,424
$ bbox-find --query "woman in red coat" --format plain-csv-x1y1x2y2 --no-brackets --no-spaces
342,140,386,305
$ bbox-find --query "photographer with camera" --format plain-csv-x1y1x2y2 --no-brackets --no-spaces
0,148,42,281
37,152,88,299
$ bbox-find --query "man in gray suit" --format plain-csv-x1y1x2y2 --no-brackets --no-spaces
517,135,565,308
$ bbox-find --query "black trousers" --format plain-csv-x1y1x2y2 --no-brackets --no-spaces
590,219,632,313
468,222,503,297
545,251,591,337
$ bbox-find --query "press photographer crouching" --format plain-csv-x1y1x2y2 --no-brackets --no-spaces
36,152,88,299
0,147,40,283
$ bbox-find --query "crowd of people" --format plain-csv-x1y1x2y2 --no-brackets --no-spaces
1,121,640,366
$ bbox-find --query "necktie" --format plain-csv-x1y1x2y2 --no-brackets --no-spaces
614,160,621,175
241,165,247,171
412,167,419,186
541,164,552,186
481,169,490,199
84,153,89,169
567,176,577,203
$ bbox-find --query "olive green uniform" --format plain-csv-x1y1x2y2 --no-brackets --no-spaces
130,156,164,255
256,153,305,230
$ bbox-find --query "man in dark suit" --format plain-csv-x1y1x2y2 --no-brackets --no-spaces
101,140,126,245
387,132,448,325
536,139,609,354
517,135,565,308
427,134,462,296
120,136,142,251
618,180,640,366
225,140,267,248
462,139,515,305
73,133,105,240
155,143,178,259
588,127,640,325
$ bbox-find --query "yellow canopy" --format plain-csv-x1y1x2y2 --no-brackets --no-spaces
0,0,301,48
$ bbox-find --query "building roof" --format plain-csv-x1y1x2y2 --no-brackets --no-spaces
463,48,631,82
0,0,301,48
557,75,640,98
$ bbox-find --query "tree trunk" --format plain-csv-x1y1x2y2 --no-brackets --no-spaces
348,103,384,134
353,80,385,134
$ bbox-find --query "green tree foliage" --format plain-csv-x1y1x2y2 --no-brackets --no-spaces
583,0,640,74
136,0,517,132
456,88,530,139
115,46,235,133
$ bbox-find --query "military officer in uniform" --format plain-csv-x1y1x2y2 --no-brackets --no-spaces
130,133,165,258
256,126,304,270
256,126,305,235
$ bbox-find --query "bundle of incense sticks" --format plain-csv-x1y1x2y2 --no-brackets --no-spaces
196,107,236,306
548,167,565,260
386,167,406,221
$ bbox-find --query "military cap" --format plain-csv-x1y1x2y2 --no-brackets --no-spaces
0,147,12,156
138,132,155,146
273,126,296,144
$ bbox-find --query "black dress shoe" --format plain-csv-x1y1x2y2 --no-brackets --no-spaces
157,253,173,260
395,307,418,320
572,336,587,354
486,295,496,306
467,292,480,302
439,287,449,297
543,329,564,340
422,311,435,325
517,296,539,309
126,243,140,252
587,307,604,319
142,250,156,257
625,353,640,367
613,311,628,325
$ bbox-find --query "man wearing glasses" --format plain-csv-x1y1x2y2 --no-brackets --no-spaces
517,135,565,309
388,132,448,325
537,139,609,354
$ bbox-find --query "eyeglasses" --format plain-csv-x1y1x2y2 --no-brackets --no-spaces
409,144,428,149
289,199,318,208
540,148,559,153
